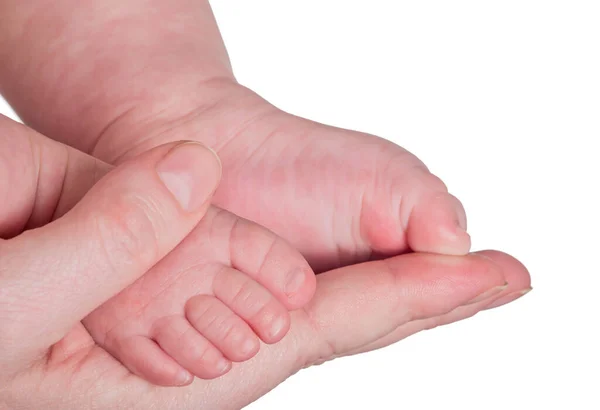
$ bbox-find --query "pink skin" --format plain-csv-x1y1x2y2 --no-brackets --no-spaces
0,1,533,403
0,116,530,409
84,206,316,386
0,0,470,274
0,116,317,387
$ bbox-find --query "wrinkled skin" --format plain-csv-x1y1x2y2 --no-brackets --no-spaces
1,0,472,273
0,116,530,410
0,1,531,408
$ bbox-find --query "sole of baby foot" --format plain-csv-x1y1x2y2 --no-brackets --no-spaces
94,82,473,272
210,103,473,270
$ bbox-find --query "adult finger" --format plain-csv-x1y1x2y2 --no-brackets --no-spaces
340,251,532,356
0,114,111,238
303,252,518,357
0,140,221,370
170,251,527,410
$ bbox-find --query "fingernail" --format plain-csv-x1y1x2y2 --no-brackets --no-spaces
464,283,509,305
156,141,222,212
485,287,532,310
176,369,193,386
284,268,306,297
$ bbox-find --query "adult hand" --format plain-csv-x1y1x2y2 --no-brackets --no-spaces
0,116,530,409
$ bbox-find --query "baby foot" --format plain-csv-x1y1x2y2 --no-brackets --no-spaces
211,98,472,271
83,206,316,386
94,82,471,272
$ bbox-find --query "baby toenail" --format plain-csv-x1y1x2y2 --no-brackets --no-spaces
455,217,468,234
215,357,230,374
269,316,286,339
241,338,257,355
284,268,306,297
176,369,193,385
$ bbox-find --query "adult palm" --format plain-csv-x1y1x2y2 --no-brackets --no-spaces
0,117,530,410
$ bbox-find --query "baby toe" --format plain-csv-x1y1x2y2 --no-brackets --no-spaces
111,334,193,386
152,315,232,380
228,219,316,309
360,164,471,257
406,190,471,255
212,267,291,344
185,294,260,362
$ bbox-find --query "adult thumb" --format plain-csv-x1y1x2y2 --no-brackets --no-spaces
0,141,221,363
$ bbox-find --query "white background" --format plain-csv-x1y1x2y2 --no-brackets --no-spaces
2,1,599,409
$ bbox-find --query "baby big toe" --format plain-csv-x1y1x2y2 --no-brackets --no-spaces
228,219,316,310
407,190,471,255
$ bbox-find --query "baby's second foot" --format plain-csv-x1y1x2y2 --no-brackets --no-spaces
83,206,316,386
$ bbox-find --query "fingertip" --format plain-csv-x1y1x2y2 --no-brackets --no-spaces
471,250,532,293
155,141,222,212
484,287,533,310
